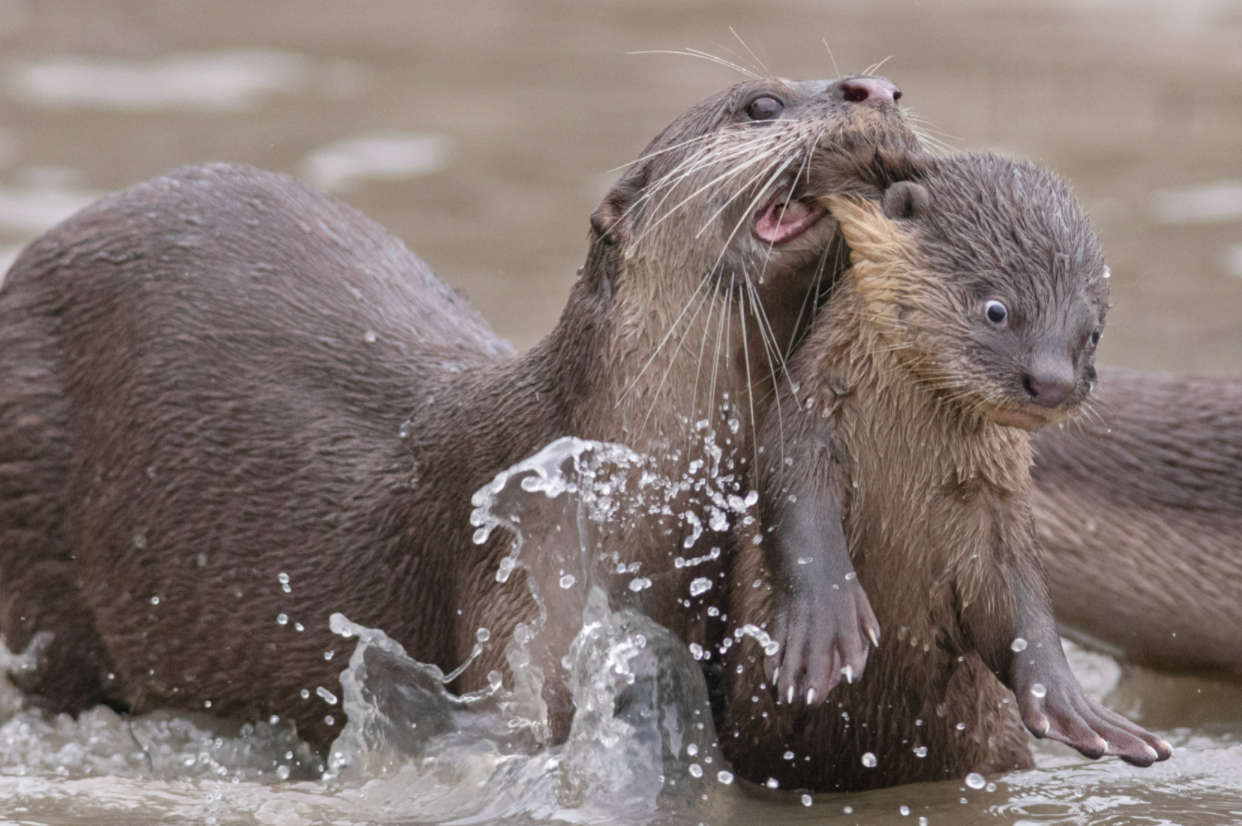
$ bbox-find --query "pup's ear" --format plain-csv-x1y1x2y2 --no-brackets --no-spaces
881,180,930,221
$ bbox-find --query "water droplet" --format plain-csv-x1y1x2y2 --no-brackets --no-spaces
278,572,290,585
801,794,813,807
133,534,147,549
629,576,652,592
269,715,279,725
150,595,160,605
913,746,928,758
689,763,703,778
363,330,377,343
275,765,291,780
1010,637,1027,652
324,715,335,725
1031,683,1047,698
316,686,338,705
965,772,986,789
765,777,779,789
900,805,911,815
294,622,304,632
300,689,310,699
861,752,877,768
276,613,288,625
919,818,929,825
398,420,412,439
476,627,490,642
324,650,334,660
717,770,734,785
986,782,997,792
559,574,576,589
204,699,212,708
690,577,712,596
845,572,857,580
783,751,795,760
956,722,966,731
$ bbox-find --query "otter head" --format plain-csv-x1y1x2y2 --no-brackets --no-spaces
827,153,1109,431
582,75,921,442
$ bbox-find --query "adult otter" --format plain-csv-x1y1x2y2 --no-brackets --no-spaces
725,153,1171,791
1031,368,1242,675
0,75,918,749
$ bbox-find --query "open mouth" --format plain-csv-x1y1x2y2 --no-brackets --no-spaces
753,187,827,246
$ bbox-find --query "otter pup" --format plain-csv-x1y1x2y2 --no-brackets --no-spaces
726,153,1172,790
0,75,919,748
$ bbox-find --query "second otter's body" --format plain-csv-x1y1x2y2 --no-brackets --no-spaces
1032,366,1242,675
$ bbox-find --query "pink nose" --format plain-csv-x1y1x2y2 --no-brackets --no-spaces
841,77,902,104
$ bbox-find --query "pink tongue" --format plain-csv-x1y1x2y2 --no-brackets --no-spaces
754,195,826,245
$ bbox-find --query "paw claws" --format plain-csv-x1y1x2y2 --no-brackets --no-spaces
841,664,854,684
1156,739,1172,756
868,628,880,648
806,688,816,705
787,686,795,705
772,666,779,682
1144,745,1158,761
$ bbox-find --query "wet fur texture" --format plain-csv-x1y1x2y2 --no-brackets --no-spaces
0,77,918,749
1032,367,1242,674
725,155,1168,791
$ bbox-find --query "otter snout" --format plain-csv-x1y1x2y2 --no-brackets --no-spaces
1022,358,1077,409
841,76,902,104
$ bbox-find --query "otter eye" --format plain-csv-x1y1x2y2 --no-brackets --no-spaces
745,96,784,121
1089,329,1101,346
984,299,1008,327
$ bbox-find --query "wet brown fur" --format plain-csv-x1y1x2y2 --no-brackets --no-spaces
0,77,918,749
725,156,1168,791
1032,367,1242,675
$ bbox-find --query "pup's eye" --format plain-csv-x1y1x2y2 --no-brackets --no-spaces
746,96,784,121
1089,329,1101,346
984,299,1008,327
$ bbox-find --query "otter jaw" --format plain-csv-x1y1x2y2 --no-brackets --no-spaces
753,187,827,246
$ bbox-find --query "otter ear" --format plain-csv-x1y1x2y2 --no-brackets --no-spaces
591,166,648,245
881,181,930,221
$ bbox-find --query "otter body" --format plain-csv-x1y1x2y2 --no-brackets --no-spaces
726,154,1170,790
0,76,918,748
1032,366,1242,674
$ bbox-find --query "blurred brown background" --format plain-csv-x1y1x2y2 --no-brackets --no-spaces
1,0,1240,372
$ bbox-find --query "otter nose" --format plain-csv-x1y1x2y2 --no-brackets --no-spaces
1023,359,1076,409
841,77,902,104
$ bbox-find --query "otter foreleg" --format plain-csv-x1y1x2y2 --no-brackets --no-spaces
960,540,1173,767
758,397,878,709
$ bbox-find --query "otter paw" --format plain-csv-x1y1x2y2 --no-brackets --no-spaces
764,579,879,708
1017,676,1172,766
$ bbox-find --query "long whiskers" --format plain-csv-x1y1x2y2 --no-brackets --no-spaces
627,49,761,80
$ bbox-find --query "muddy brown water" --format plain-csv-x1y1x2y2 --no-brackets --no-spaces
1,1,1241,824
